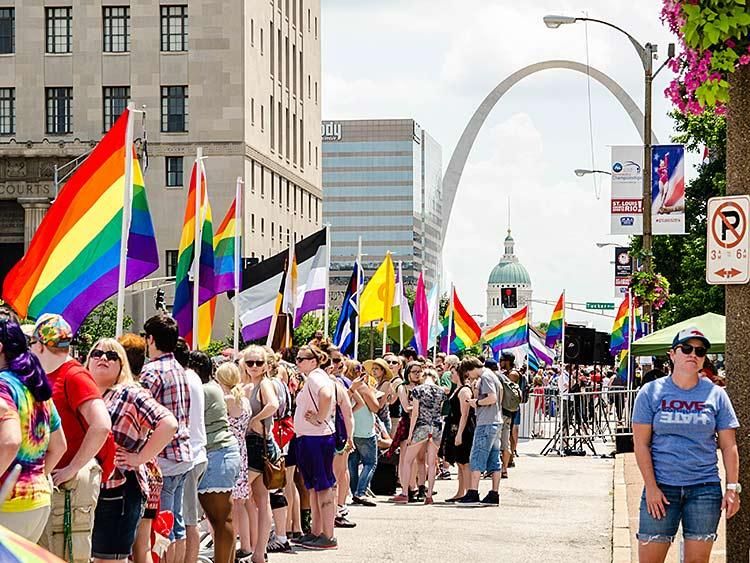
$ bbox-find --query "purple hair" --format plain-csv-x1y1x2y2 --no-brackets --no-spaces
0,317,52,402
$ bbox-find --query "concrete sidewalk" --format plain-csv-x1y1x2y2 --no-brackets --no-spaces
290,439,614,563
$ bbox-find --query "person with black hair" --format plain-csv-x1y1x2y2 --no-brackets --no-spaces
0,313,67,540
400,347,418,363
140,314,193,563
642,358,667,386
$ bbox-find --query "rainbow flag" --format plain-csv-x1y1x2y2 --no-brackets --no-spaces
545,292,564,348
173,161,215,349
213,197,238,294
609,295,630,355
484,306,528,355
633,306,644,340
2,109,158,331
440,288,481,353
616,350,628,383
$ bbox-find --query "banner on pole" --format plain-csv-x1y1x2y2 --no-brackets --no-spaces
614,246,633,298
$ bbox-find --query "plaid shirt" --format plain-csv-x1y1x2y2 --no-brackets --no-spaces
102,385,172,494
140,353,193,463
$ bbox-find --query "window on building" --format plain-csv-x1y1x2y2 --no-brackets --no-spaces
250,164,255,193
270,95,274,150
315,197,319,222
261,105,264,131
293,185,297,215
315,146,318,169
285,0,290,18
251,97,255,125
165,250,178,277
260,27,264,55
308,141,311,166
279,224,283,241
314,16,318,39
285,37,289,86
45,87,72,134
278,100,282,156
103,86,129,131
46,7,72,54
286,228,290,245
269,22,274,75
286,183,290,211
278,176,283,208
0,88,15,134
292,45,296,95
277,29,282,83
285,107,290,159
308,193,312,220
165,156,183,187
103,6,129,52
251,213,255,232
161,86,188,132
307,9,311,32
0,8,14,54
299,0,303,29
271,221,275,242
292,0,296,26
308,75,311,99
299,49,304,96
260,166,265,197
292,113,297,165
250,19,254,46
160,5,188,52
315,81,318,104
261,217,265,237
270,172,275,203
300,117,304,171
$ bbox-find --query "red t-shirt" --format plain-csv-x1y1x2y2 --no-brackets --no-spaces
47,360,115,478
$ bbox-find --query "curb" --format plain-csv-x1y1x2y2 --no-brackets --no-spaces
612,455,632,563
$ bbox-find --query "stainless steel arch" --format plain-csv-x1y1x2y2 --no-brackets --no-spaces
441,59,660,243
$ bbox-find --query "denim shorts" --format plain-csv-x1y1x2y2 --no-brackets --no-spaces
469,423,502,473
198,442,241,494
246,432,278,474
637,482,722,543
412,422,443,445
91,471,144,559
161,470,189,540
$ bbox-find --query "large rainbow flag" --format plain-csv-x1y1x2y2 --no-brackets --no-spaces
609,295,630,355
2,109,158,331
440,288,481,353
545,292,564,348
484,306,529,355
173,161,215,349
213,197,238,295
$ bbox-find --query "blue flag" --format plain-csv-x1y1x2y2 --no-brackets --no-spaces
333,262,363,356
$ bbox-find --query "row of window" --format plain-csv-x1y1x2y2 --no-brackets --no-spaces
0,6,188,56
0,86,187,135
249,164,320,219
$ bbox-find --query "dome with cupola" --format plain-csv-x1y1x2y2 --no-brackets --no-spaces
486,229,533,326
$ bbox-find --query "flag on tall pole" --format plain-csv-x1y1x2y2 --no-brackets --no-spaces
545,292,564,348
359,253,395,326
333,262,363,356
484,306,529,356
2,107,159,333
610,294,630,355
440,287,481,354
413,271,429,356
386,265,414,346
426,284,442,351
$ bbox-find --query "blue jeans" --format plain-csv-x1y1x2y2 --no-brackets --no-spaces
469,423,502,474
348,435,378,498
637,482,722,543
161,471,189,540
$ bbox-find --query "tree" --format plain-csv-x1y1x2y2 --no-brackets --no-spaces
72,301,132,358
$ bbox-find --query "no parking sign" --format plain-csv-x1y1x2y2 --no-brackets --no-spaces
706,195,750,284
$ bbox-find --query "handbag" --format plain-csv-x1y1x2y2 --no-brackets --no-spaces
259,382,287,490
333,385,348,451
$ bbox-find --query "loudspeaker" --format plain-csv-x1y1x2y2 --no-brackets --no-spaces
615,426,634,453
564,325,595,364
593,332,614,366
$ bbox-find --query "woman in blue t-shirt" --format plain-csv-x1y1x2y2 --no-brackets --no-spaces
632,327,740,563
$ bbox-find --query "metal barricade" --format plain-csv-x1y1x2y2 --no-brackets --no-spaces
519,386,559,440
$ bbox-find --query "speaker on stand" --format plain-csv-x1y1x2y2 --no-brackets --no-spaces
564,325,595,365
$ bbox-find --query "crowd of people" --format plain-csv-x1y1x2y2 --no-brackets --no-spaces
0,309,527,563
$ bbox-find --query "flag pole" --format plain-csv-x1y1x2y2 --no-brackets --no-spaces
432,277,438,362
354,236,361,361
560,289,566,367
192,147,203,350
398,261,404,350
625,289,633,425
233,176,243,353
323,223,331,337
446,284,455,354
116,102,135,338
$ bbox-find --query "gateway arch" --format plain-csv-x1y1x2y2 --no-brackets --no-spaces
441,59,660,243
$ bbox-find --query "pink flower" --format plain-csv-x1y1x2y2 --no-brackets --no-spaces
726,39,737,49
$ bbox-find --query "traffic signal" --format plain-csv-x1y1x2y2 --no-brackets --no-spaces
501,287,517,308
154,288,165,311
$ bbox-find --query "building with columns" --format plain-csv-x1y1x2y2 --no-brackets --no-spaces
486,229,533,326
0,0,322,332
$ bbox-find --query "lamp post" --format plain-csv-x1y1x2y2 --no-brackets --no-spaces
545,15,674,324
574,168,612,177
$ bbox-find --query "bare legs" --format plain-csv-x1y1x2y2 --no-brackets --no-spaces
424,441,440,500
198,492,235,563
399,440,426,496
309,487,336,539
284,466,301,534
247,472,272,563
232,496,252,554
132,519,153,563
333,451,350,507
638,539,714,563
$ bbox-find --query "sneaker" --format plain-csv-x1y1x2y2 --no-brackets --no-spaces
235,548,253,562
337,504,349,517
288,531,302,540
509,460,516,468
267,539,294,553
291,533,318,545
437,468,451,480
501,470,509,479
365,487,376,498
407,489,418,503
352,496,377,507
457,490,481,506
305,536,338,550
480,490,500,506
415,486,426,501
335,515,357,528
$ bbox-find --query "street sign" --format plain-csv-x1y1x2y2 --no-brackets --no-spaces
586,302,615,310
706,195,750,285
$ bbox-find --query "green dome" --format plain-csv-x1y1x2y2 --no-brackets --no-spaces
488,260,531,285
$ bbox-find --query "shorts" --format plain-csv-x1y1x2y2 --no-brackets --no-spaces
412,422,443,445
199,443,241,494
0,505,50,543
246,432,276,474
285,435,299,467
469,423,502,474
91,472,144,560
160,470,189,540
637,482,722,543
513,409,521,426
295,434,337,492
183,460,207,526
501,415,512,452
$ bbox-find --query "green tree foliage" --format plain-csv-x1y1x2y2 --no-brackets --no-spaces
632,109,726,328
72,301,132,358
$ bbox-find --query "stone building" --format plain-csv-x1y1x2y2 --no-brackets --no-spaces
486,229,533,326
0,0,322,333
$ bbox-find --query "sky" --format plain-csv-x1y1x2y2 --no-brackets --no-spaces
321,0,693,332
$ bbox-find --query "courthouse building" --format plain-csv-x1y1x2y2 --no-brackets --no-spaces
0,1,322,330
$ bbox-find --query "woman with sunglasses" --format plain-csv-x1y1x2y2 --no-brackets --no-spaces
633,327,740,563
291,345,338,550
364,358,396,435
383,354,404,436
85,339,177,563
389,361,424,503
0,312,66,541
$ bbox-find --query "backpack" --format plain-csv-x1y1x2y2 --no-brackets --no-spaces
499,372,522,414
518,373,530,404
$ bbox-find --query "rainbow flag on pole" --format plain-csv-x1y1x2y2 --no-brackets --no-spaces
440,288,481,353
609,294,630,355
173,160,215,349
545,292,564,348
213,197,238,295
484,306,529,355
2,109,159,331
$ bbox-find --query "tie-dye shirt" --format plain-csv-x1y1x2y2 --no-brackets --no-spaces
0,370,61,512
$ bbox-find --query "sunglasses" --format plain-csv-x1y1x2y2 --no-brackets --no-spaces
332,358,343,364
296,356,314,362
90,349,120,362
387,360,400,365
676,343,707,358
245,360,265,367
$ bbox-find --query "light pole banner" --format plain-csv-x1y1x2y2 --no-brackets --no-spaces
614,246,633,298
610,145,643,235
651,144,686,235
610,145,686,235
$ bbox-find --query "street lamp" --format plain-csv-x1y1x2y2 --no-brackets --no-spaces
595,242,620,248
544,14,674,324
574,168,612,177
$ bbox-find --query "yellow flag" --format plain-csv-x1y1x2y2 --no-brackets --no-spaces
359,253,395,326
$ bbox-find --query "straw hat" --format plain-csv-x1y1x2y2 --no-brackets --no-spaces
363,358,394,381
